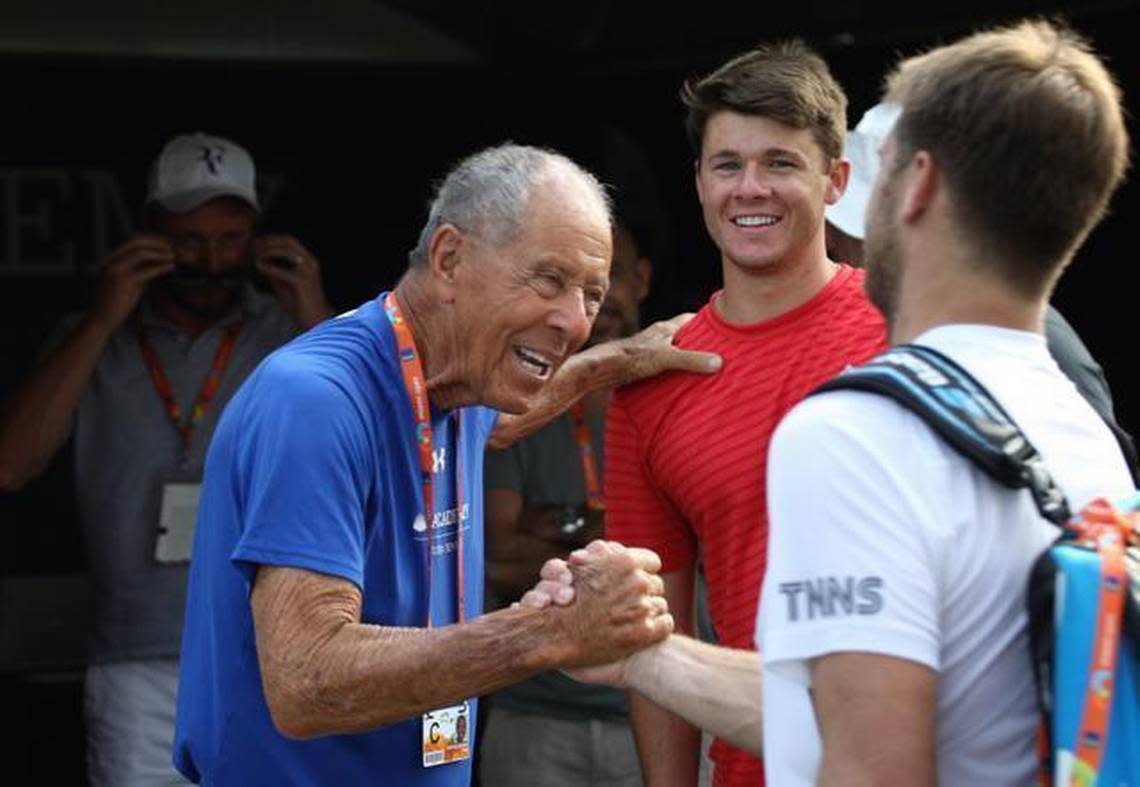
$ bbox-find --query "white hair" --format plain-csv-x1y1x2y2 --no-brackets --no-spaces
408,143,611,266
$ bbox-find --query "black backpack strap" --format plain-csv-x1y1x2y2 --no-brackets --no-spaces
813,344,1072,526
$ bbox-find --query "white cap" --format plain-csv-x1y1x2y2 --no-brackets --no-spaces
826,103,902,240
145,132,260,213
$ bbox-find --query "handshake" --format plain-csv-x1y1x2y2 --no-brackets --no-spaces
514,540,673,685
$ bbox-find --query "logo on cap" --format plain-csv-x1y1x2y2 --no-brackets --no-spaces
197,145,226,175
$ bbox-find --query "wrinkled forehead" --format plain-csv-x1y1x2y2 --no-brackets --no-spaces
515,173,612,253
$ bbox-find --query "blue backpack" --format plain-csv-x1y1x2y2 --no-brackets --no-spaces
815,344,1140,786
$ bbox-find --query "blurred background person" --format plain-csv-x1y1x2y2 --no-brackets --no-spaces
0,132,332,787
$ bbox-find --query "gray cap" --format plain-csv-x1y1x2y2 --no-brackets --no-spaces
145,132,260,213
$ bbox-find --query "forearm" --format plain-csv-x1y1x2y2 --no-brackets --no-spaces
261,604,569,739
0,314,115,491
630,691,702,787
490,343,630,449
626,635,762,755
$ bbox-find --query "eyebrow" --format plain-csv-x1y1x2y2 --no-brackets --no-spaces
766,147,808,162
707,146,809,162
535,258,610,288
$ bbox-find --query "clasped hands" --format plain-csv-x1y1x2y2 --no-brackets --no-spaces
515,539,671,686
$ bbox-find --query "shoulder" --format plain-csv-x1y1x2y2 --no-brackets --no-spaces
614,303,721,406
670,301,720,349
245,350,359,418
819,267,888,334
245,306,398,418
772,387,947,482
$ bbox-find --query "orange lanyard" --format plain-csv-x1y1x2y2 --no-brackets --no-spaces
137,320,242,461
383,292,465,627
569,402,604,512
1067,498,1134,783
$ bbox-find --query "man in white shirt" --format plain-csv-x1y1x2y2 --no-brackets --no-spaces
758,19,1132,785
526,18,1133,787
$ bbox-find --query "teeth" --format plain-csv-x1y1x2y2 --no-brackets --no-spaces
514,346,551,376
734,215,778,227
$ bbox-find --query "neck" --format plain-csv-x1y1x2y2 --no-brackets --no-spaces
715,244,837,325
890,237,1047,344
393,274,473,412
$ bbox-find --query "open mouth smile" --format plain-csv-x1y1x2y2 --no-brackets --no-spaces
513,345,554,379
732,214,781,228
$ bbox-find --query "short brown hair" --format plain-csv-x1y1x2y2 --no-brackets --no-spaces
884,20,1130,294
681,40,848,165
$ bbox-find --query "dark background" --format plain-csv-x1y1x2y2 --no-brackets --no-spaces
1,0,1137,781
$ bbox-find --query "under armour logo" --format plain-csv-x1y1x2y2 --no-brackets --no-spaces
197,145,226,174
433,448,446,473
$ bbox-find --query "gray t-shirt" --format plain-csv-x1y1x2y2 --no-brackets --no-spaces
484,409,630,721
55,287,297,663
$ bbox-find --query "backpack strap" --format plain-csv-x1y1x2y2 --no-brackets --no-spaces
813,344,1072,526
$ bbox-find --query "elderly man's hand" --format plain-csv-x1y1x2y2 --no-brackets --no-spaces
516,544,659,687
611,313,722,386
514,557,575,609
255,235,334,329
517,540,671,677
515,542,662,609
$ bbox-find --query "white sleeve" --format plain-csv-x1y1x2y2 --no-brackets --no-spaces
758,390,949,689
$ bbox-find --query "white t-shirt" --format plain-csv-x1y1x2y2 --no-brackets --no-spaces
757,324,1133,786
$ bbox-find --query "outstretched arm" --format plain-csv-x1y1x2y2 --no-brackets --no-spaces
576,634,763,756
535,555,763,760
251,542,672,739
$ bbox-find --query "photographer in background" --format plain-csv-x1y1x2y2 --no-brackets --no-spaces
0,132,331,786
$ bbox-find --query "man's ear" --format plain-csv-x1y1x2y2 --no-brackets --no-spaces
426,224,465,302
824,157,851,206
900,151,938,223
693,158,706,206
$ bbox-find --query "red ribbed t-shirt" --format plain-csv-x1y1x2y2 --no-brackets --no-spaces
605,265,887,787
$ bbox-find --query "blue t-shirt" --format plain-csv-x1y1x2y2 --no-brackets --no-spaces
174,296,498,786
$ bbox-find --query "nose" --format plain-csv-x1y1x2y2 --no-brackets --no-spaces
201,241,225,275
547,288,593,349
736,161,770,200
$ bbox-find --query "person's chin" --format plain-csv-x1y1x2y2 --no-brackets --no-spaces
483,369,551,414
485,388,535,415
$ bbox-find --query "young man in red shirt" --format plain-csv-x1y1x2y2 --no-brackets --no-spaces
604,41,887,787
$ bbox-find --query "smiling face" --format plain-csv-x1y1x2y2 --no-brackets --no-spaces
696,111,845,278
449,170,612,414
